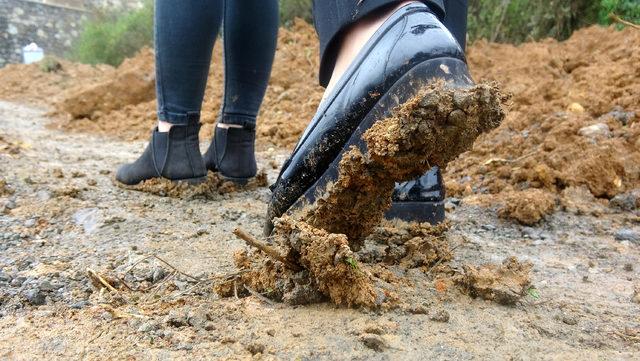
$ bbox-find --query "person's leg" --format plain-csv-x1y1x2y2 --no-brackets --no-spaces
443,0,468,50
203,0,279,183
155,0,223,130
220,0,279,125
116,0,223,185
314,0,445,89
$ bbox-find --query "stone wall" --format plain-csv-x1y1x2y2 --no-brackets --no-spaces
0,0,143,68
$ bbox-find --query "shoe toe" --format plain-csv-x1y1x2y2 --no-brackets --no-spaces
115,164,138,185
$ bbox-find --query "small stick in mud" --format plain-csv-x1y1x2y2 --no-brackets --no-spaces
232,228,302,271
87,268,119,293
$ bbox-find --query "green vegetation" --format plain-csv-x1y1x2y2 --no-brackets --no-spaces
70,1,153,66
70,0,638,66
280,0,313,25
467,0,640,43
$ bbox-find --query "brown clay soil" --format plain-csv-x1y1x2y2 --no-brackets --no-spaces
0,23,639,359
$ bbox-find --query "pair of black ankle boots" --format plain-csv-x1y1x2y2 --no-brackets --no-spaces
115,116,257,186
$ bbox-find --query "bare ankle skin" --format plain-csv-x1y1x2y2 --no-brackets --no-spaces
322,0,419,99
158,120,173,132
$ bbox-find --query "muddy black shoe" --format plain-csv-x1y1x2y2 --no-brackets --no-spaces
203,115,257,185
115,120,207,185
386,166,445,224
265,3,504,236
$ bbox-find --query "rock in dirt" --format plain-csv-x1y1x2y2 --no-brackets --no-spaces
610,190,640,211
246,342,266,355
23,289,46,306
359,334,388,352
614,229,640,244
456,257,533,305
599,106,636,126
498,189,556,225
578,123,610,140
72,208,101,234
430,309,450,323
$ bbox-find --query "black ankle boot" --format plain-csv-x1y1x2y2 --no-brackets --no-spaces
116,120,207,185
203,115,257,184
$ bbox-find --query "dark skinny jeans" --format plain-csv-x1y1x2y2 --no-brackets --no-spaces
155,0,279,127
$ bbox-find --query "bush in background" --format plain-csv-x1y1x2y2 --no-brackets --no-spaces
280,0,313,25
70,1,153,66
69,0,638,66
468,0,640,44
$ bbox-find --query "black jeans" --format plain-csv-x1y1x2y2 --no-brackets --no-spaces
155,0,279,126
313,0,468,86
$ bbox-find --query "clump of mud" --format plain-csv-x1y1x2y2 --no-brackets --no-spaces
219,216,379,307
0,178,14,196
498,189,557,225
301,82,506,247
0,135,22,155
365,220,452,268
116,171,268,199
455,257,533,305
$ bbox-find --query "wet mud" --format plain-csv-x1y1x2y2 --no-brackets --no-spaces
116,170,268,199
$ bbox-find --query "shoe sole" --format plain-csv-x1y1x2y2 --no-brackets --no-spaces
219,175,252,186
273,57,505,245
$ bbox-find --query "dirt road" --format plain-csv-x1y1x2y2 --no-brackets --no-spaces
0,100,638,359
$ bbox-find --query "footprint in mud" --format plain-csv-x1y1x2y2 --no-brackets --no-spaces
114,170,268,199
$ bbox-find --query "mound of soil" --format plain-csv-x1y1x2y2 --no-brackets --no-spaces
0,57,114,105
446,26,640,212
40,20,322,146
497,188,557,225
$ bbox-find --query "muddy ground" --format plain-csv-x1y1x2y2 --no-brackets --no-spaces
1,23,640,360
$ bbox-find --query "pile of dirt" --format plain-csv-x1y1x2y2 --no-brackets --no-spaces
42,20,322,146
0,57,114,105
446,26,640,220
216,83,519,308
53,48,156,120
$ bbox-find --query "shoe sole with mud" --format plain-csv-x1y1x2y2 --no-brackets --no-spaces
284,58,507,250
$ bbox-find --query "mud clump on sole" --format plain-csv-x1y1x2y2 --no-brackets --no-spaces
301,82,506,248
456,256,533,305
116,171,267,199
498,189,557,225
217,216,378,308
